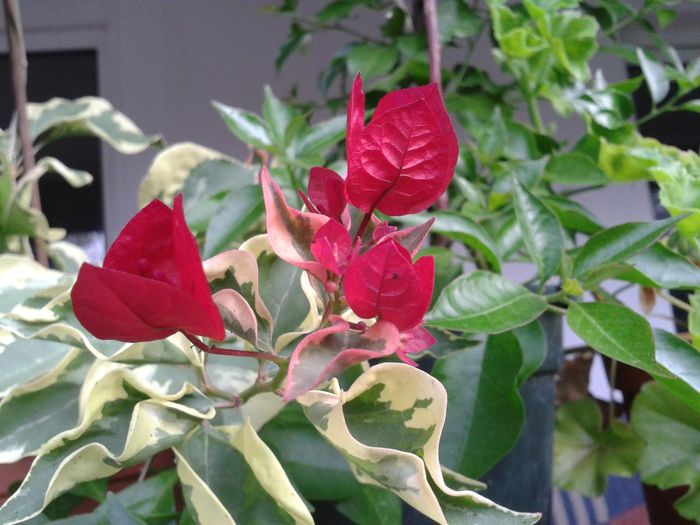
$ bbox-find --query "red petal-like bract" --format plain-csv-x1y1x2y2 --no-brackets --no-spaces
311,219,353,275
307,166,346,221
397,326,436,366
282,319,400,401
71,195,225,342
344,240,434,331
261,166,329,282
345,75,458,216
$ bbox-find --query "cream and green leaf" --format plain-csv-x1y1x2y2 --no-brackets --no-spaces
297,363,540,525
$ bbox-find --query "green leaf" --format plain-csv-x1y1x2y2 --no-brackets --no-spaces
317,0,373,22
617,242,700,289
293,115,346,157
276,22,308,72
0,338,74,397
202,185,264,258
260,403,360,500
346,43,399,79
654,329,700,396
336,485,402,525
544,152,608,185
542,196,602,235
514,320,547,385
573,216,681,280
212,101,272,149
637,48,670,104
512,179,563,283
432,333,524,478
263,85,295,148
554,399,642,497
427,271,547,333
175,422,312,525
438,0,482,42
26,97,162,154
399,212,501,272
566,302,662,374
632,381,700,521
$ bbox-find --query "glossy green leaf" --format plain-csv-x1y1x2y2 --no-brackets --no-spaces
632,381,700,521
427,271,547,333
554,399,641,497
347,43,398,79
573,216,681,280
400,212,501,272
544,152,608,185
618,242,700,289
512,179,563,283
213,101,272,149
514,320,547,385
438,0,482,42
567,302,662,374
202,185,264,258
432,333,524,478
542,196,602,235
336,485,402,525
263,85,295,148
293,115,346,157
276,22,307,72
654,329,700,396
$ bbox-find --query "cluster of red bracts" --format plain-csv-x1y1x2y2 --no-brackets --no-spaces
70,73,458,395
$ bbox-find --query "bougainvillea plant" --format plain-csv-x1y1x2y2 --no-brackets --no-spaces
61,75,539,524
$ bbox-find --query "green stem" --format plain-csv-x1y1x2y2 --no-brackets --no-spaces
525,91,545,133
546,304,567,316
607,358,618,424
657,289,693,313
637,90,685,126
238,359,290,404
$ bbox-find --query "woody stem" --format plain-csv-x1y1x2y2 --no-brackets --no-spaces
353,210,374,244
183,333,286,365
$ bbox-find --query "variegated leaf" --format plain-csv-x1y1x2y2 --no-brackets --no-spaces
0,255,66,312
175,421,313,525
241,235,320,352
0,348,91,463
213,289,258,345
297,363,540,525
138,143,245,206
0,361,213,524
27,97,162,153
283,320,400,401
261,167,329,283
204,248,273,350
18,157,92,192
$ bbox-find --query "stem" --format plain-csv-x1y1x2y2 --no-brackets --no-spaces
546,304,567,316
184,333,286,365
237,359,290,404
137,456,152,484
562,184,606,197
657,290,693,313
423,0,442,90
637,90,685,126
353,211,373,244
525,91,545,133
607,359,618,424
3,0,48,266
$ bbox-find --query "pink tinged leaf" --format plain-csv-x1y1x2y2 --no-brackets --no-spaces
311,219,353,275
260,166,329,281
372,222,397,241
373,217,435,257
344,240,435,331
345,73,365,165
212,289,258,346
282,319,400,401
308,167,346,220
345,83,459,216
397,326,436,366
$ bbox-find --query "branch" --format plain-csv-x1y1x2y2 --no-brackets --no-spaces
423,0,442,91
3,0,48,265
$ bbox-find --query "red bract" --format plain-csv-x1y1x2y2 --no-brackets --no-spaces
345,74,459,216
311,219,353,276
71,195,225,342
307,167,346,221
344,240,434,331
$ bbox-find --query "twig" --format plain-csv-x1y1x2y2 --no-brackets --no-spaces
3,0,48,266
423,0,442,90
657,289,693,313
184,332,286,364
